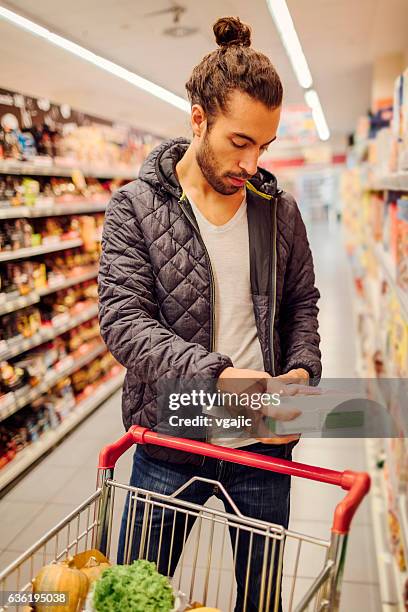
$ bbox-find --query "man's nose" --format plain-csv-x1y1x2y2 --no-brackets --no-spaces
238,152,258,177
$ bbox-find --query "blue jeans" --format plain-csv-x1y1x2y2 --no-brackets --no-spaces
117,442,296,611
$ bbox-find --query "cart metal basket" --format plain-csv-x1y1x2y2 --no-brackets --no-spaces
0,426,370,611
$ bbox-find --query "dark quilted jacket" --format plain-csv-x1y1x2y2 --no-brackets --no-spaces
98,137,321,464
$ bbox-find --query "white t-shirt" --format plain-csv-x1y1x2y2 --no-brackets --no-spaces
189,193,264,448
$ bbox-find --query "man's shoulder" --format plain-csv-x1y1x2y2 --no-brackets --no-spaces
113,178,155,203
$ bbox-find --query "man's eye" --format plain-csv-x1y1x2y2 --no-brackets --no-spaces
232,141,246,149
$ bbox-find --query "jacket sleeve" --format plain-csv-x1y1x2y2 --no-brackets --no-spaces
279,200,322,384
98,189,233,384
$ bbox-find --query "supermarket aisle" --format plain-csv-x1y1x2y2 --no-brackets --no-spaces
0,220,380,610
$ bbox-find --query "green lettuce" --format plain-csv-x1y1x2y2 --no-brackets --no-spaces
93,560,175,612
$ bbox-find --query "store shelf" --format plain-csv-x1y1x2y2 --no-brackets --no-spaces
0,202,107,219
0,371,125,493
29,201,107,217
372,243,408,321
0,206,29,219
0,239,83,262
0,302,98,361
369,172,408,192
0,340,106,422
0,293,40,317
38,267,99,296
0,159,137,180
366,439,406,611
0,268,99,317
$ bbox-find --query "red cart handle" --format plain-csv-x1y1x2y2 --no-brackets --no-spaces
98,426,370,535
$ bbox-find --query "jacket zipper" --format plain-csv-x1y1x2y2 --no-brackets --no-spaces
178,196,216,352
178,195,215,462
269,196,278,376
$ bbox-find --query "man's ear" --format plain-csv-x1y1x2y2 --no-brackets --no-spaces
191,104,207,138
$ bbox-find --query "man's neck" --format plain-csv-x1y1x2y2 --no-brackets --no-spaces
175,143,245,227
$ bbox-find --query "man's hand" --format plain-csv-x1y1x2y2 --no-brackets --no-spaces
217,367,271,396
217,367,319,445
276,368,310,384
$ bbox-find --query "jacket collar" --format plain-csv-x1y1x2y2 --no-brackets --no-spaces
139,137,279,200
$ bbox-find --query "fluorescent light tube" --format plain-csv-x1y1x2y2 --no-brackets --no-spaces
305,89,330,141
0,5,190,113
266,0,313,89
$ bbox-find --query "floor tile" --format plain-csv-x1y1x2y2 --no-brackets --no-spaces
282,575,382,612
51,468,99,505
3,463,78,504
6,503,76,552
339,580,382,612
0,501,44,551
286,519,378,584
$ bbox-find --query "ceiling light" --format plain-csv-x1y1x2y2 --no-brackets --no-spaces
266,0,313,89
0,5,190,113
163,25,198,37
305,89,330,141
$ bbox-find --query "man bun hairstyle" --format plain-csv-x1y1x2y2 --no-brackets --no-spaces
213,16,251,48
185,16,283,124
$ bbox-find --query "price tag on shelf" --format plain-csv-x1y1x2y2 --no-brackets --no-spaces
0,392,15,409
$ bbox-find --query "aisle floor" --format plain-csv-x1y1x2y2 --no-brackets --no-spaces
0,220,380,611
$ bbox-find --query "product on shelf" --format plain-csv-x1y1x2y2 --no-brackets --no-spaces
0,85,162,174
0,360,26,393
397,197,408,292
0,353,121,468
0,306,42,343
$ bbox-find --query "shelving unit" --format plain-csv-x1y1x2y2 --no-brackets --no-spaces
0,159,136,180
372,243,408,320
0,371,125,493
365,439,400,611
0,201,107,219
0,302,98,361
0,267,99,316
368,172,408,192
366,439,408,611
0,86,160,491
344,150,408,609
0,340,106,422
0,239,83,262
0,293,40,317
37,267,99,296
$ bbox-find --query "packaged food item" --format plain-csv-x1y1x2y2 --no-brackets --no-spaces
0,360,26,392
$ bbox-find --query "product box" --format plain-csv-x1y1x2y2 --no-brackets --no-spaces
372,192,385,242
401,68,408,171
383,200,399,261
396,197,408,293
392,74,404,141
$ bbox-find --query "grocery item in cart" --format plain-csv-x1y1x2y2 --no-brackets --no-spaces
32,560,89,611
88,560,175,612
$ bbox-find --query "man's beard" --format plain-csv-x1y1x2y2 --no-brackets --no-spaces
196,133,246,195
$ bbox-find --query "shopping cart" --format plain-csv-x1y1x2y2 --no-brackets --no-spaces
0,426,370,611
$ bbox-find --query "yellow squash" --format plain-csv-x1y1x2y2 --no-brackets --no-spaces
80,555,111,586
32,560,89,612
